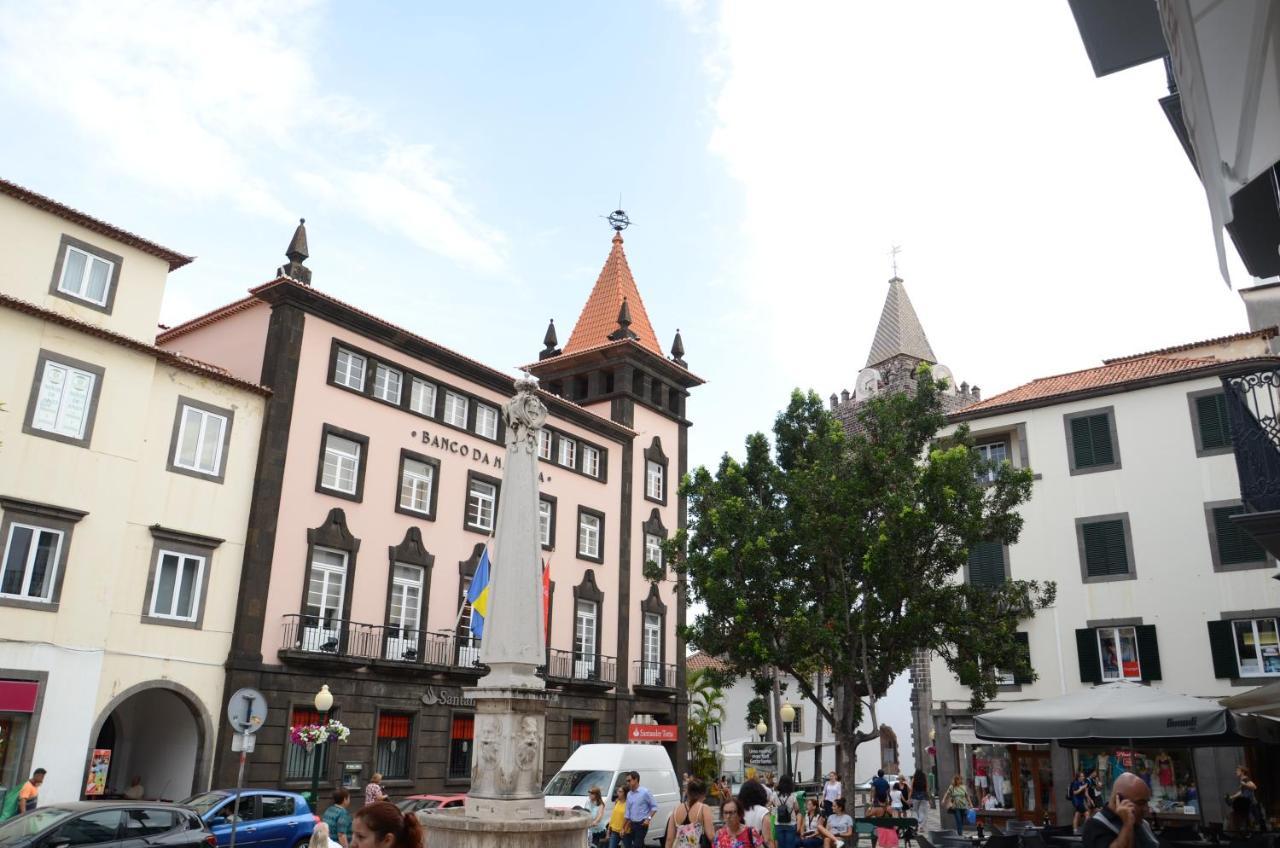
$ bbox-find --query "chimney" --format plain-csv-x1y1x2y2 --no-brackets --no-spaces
1240,283,1280,354
971,385,981,401
829,393,838,410
960,381,969,396
840,389,851,403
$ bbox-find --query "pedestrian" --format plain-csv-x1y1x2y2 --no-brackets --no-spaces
123,776,146,800
586,786,607,848
1,768,45,820
871,771,891,808
364,774,386,808
910,771,930,825
1081,772,1155,848
816,798,853,848
350,801,422,848
1229,766,1263,831
740,779,774,845
773,775,800,848
1070,771,1089,833
716,798,763,848
820,773,842,818
666,777,715,848
309,821,343,848
1086,769,1102,812
323,788,354,848
798,797,825,848
889,780,905,817
942,775,973,835
607,785,630,848
623,770,658,848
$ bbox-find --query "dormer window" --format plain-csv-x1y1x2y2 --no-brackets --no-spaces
52,236,122,312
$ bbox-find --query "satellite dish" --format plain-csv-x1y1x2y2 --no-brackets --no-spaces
932,364,955,393
855,368,881,400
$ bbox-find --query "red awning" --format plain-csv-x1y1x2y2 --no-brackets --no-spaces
0,680,38,713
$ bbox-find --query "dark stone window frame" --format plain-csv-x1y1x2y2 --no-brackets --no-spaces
445,708,475,784
371,706,418,786
639,582,668,669
165,395,236,484
540,494,558,552
314,423,370,503
962,540,1011,587
1211,606,1280,685
0,496,87,612
569,717,597,753
48,233,123,315
1075,512,1137,584
1076,616,1161,684
140,525,224,630
382,526,435,657
643,436,669,506
571,569,605,674
641,508,668,578
539,427,609,484
22,349,106,449
1204,499,1272,572
296,508,361,627
0,669,46,782
462,471,502,535
1063,405,1122,475
394,449,441,521
1187,387,1234,458
576,506,606,564
280,701,343,786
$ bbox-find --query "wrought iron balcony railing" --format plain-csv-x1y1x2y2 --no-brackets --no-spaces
541,648,617,687
280,615,483,673
632,660,677,692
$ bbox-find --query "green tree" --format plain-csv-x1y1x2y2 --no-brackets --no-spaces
687,666,728,779
667,368,1055,781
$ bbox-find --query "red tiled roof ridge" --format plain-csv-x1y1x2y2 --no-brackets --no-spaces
563,233,663,357
0,178,193,270
686,651,730,671
1102,326,1277,364
156,295,259,344
0,293,270,396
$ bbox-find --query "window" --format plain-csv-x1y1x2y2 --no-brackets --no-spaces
28,356,99,442
373,363,402,404
398,456,435,516
259,796,294,819
582,445,600,478
334,348,366,391
122,809,177,837
539,499,555,548
387,564,423,653
444,392,469,428
559,436,577,468
578,511,601,560
376,713,412,780
466,477,497,532
0,523,62,603
1065,408,1120,474
645,533,663,572
574,599,598,677
54,810,123,845
967,542,1006,587
147,550,205,621
646,461,664,501
784,705,805,735
475,403,499,440
1077,515,1134,582
286,707,324,779
1097,626,1141,681
1209,503,1267,569
448,714,474,780
1233,618,1280,677
170,400,230,480
643,612,661,668
974,441,1008,483
1190,390,1232,455
321,432,362,496
538,429,553,460
302,548,347,651
570,719,594,753
410,377,437,416
55,240,116,308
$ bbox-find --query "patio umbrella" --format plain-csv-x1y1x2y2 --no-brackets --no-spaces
973,681,1272,746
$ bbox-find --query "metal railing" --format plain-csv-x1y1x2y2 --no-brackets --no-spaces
632,660,677,690
1223,368,1280,512
542,648,617,685
280,615,482,671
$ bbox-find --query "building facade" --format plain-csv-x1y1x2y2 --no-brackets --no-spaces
157,223,699,796
0,179,267,804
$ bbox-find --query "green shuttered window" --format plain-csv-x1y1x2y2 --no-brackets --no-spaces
1213,505,1266,566
967,542,1006,587
1070,413,1115,470
1195,392,1232,452
1082,519,1130,577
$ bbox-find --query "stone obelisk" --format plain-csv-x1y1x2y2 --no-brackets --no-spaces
420,374,589,847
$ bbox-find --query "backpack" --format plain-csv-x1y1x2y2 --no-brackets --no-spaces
0,787,20,823
776,794,793,825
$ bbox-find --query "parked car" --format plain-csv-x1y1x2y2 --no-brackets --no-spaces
395,794,467,814
0,802,213,848
544,744,679,846
181,789,315,848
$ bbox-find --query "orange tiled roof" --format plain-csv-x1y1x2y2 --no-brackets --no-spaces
687,652,729,672
1102,326,1278,364
564,232,663,357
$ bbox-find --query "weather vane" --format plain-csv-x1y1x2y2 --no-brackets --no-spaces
889,244,902,278
606,209,631,232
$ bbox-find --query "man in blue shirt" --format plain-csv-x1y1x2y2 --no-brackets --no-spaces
871,770,891,806
623,771,658,848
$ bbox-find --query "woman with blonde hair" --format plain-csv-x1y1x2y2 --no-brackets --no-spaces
309,822,342,848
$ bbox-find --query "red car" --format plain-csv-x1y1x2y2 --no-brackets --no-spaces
395,794,467,814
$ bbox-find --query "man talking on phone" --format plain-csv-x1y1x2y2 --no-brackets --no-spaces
1082,773,1158,848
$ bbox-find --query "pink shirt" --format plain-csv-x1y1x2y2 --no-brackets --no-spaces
364,783,383,806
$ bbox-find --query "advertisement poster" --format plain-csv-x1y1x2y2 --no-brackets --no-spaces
742,742,780,779
85,749,111,796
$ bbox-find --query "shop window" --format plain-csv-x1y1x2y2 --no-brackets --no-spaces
570,719,594,753
376,713,412,780
1073,749,1191,805
448,714,474,780
964,745,1012,810
285,707,323,780
1076,624,1161,684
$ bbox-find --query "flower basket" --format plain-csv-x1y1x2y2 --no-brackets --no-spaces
289,719,350,751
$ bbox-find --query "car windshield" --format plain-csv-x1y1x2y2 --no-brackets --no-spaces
182,792,229,815
544,770,612,797
0,809,74,846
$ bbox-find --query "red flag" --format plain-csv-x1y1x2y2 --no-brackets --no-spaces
542,558,551,642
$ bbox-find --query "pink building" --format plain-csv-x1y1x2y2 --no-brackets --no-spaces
157,220,700,794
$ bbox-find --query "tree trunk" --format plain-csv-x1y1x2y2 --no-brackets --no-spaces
771,671,783,746
814,670,825,779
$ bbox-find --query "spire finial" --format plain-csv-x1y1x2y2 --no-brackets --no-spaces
671,328,686,367
608,297,639,342
539,318,561,360
278,218,312,284
889,243,902,280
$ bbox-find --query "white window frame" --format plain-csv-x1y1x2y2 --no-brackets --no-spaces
467,479,497,532
559,436,577,468
304,548,348,646
645,533,663,571
575,599,598,675
643,612,661,666
334,348,366,391
1096,625,1142,682
399,457,434,514
321,433,362,495
975,441,1009,483
582,445,600,478
57,244,114,307
172,404,228,476
410,377,437,416
147,549,206,621
646,460,664,501
388,563,424,635
578,512,601,559
32,360,97,440
539,500,553,547
0,522,64,602
444,391,469,428
1233,617,1280,677
538,429,553,460
373,363,403,404
475,403,499,440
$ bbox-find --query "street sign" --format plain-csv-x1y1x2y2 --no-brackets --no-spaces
231,731,256,753
227,688,269,734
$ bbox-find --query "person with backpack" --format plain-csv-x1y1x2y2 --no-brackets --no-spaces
0,768,45,822
665,778,715,848
773,776,800,848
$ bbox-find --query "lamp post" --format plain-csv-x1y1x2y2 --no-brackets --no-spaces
756,720,768,741
310,684,334,804
780,702,796,779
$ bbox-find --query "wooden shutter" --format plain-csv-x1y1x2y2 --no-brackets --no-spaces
1213,505,1266,565
1071,413,1115,469
1082,519,1130,577
1136,624,1162,681
968,542,1006,587
1014,632,1033,684
1207,620,1240,678
1076,628,1103,684
1196,393,1232,451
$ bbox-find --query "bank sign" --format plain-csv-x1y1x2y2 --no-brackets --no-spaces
628,724,678,742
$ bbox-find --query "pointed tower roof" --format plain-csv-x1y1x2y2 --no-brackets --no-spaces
865,276,936,367
564,232,663,357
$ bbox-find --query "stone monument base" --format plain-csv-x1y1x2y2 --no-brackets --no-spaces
418,807,590,848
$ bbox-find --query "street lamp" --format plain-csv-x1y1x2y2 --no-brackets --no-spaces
780,702,796,778
311,684,334,804
756,720,768,741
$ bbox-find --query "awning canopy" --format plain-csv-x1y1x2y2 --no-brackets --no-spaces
1221,678,1280,716
949,727,1045,747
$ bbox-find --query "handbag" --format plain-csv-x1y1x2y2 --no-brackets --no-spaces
966,809,977,825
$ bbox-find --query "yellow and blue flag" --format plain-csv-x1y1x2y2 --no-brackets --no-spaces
466,547,492,638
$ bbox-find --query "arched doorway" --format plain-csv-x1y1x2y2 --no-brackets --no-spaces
85,682,210,801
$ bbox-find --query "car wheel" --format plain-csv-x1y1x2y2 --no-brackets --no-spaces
295,837,310,848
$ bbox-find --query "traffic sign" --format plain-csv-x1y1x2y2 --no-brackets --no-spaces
227,688,269,734
231,731,256,753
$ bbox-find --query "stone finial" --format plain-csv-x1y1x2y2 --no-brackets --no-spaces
830,393,839,409
277,218,312,285
539,319,561,360
607,297,639,341
841,389,851,403
671,328,687,367
960,381,969,396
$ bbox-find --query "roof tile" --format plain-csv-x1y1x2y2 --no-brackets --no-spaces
564,233,663,357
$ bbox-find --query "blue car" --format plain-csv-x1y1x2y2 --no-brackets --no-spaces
182,790,316,848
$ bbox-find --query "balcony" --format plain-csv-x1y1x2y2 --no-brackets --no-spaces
631,660,677,697
539,648,616,691
1223,368,1280,561
279,615,486,678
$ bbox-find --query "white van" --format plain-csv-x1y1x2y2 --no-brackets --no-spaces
544,743,680,845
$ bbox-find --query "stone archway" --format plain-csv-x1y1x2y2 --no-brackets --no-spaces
85,680,213,801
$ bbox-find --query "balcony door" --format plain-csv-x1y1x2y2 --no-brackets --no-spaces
304,548,348,652
642,613,662,684
385,563,423,661
574,599,598,679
